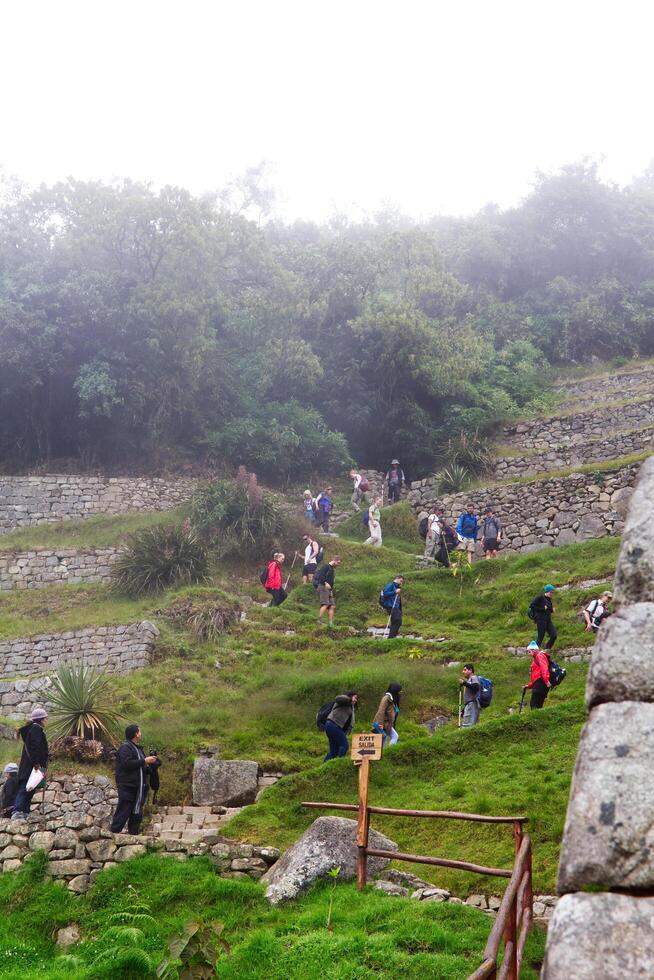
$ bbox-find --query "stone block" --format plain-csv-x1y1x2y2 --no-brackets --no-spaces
614,456,654,606
54,828,79,849
542,893,654,979
558,702,654,892
67,874,90,893
192,758,259,807
29,831,55,852
85,839,117,862
114,844,146,862
49,859,91,877
586,603,654,707
577,513,607,540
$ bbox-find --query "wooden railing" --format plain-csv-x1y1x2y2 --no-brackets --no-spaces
302,798,532,980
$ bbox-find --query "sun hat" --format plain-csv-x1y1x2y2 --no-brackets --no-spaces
3,763,18,774
391,459,400,465
543,584,556,593
30,707,48,721
527,641,540,650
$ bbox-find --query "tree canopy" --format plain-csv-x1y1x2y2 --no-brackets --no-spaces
1,163,653,481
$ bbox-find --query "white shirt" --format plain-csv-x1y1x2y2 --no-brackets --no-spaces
304,542,318,563
353,474,362,489
427,514,441,537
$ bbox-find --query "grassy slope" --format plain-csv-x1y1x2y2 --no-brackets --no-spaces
0,509,186,552
0,853,546,979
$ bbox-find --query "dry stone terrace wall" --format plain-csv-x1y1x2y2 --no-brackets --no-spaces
409,462,639,554
0,548,118,591
0,475,197,533
542,455,654,978
553,365,654,412
0,621,158,719
493,426,653,480
499,395,654,453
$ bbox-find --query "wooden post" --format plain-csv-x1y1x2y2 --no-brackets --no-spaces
503,893,518,980
356,757,370,890
513,820,523,857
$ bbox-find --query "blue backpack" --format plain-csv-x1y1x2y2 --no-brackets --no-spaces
362,510,370,527
477,676,493,708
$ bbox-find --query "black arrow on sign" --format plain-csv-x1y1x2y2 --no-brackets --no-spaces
356,748,377,756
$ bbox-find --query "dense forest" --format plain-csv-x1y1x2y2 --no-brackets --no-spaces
1,162,654,482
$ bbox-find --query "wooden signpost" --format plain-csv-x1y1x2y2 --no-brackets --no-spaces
351,733,383,888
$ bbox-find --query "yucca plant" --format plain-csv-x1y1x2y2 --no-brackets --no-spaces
436,463,471,493
47,664,124,744
111,524,209,597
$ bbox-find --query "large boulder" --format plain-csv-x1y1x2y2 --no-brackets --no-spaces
614,456,654,607
542,893,654,979
586,603,654,708
576,513,607,541
262,815,398,905
192,758,259,807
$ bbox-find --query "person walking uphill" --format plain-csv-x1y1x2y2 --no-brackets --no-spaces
110,724,161,835
12,707,49,819
529,584,557,648
459,665,481,727
372,683,402,747
324,692,358,761
523,641,551,709
380,575,404,638
315,556,341,626
456,504,478,562
385,460,405,504
264,553,287,606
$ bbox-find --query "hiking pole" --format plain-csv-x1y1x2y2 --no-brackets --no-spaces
284,552,299,591
518,688,526,715
458,688,462,728
439,528,451,568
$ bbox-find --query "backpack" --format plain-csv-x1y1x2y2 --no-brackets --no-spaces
314,545,325,565
443,524,458,549
418,517,429,540
547,656,566,688
362,510,370,527
259,567,268,585
359,478,370,492
477,676,493,708
313,564,328,589
380,584,398,610
316,701,335,731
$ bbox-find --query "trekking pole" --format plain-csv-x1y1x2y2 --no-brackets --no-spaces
439,529,451,568
518,688,526,715
284,552,299,591
458,688,462,727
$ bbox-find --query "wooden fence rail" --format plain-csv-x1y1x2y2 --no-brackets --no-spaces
301,790,533,980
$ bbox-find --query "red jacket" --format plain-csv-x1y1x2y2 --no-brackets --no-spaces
265,560,282,590
528,651,550,687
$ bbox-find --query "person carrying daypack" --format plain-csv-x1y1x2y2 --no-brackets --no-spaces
315,487,333,533
583,591,613,632
372,683,402,747
423,511,441,561
459,664,482,727
380,576,404,638
365,497,382,547
481,506,502,559
436,511,458,568
385,460,405,504
315,556,341,627
456,504,479,562
349,470,370,512
263,553,287,606
323,691,358,761
303,490,318,525
528,584,557,648
523,641,551,709
297,535,320,583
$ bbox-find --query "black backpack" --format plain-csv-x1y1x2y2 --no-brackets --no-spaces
259,567,268,585
313,564,327,589
314,545,325,565
316,701,334,730
418,517,428,540
547,656,567,688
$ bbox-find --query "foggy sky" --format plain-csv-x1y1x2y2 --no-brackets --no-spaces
2,0,653,220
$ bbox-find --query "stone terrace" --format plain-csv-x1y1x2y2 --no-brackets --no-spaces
0,547,118,591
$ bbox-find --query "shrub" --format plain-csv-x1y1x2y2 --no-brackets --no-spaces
190,470,288,558
436,463,471,493
47,664,124,744
159,593,241,641
111,524,209,596
437,430,493,477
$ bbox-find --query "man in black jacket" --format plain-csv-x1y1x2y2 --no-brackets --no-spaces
12,707,49,819
529,584,558,649
110,724,161,835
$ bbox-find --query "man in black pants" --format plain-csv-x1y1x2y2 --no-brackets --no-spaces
529,584,557,649
381,575,404,638
110,724,161,836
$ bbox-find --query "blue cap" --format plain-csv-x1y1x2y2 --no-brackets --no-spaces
544,584,556,593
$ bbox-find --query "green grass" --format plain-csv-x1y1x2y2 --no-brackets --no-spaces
0,853,546,979
0,509,186,552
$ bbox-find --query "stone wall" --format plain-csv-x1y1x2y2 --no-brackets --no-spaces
0,475,197,534
0,548,118,591
493,427,653,480
0,810,280,893
499,396,654,452
0,622,158,720
542,456,654,978
553,365,654,412
409,462,639,554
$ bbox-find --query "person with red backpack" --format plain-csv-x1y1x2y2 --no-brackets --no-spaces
349,470,370,512
523,641,551,709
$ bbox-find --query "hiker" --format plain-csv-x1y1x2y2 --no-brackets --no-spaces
435,510,458,568
364,496,383,547
303,490,317,525
385,459,405,504
523,641,551,710
349,470,370,512
315,487,333,533
529,584,557,649
298,535,320,583
481,506,502,559
12,707,49,819
110,724,161,835
264,552,287,606
1,763,19,817
456,504,478,562
315,555,341,626
380,575,404,638
372,683,402,747
584,591,613,632
324,691,358,761
423,510,441,560
459,665,481,727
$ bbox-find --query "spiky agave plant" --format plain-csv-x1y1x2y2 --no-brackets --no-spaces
111,524,209,597
436,463,471,493
47,664,124,744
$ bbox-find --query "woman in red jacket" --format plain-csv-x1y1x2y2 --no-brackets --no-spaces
264,552,287,606
523,641,551,709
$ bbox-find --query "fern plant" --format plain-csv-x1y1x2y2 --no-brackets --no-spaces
111,524,209,597
47,664,124,744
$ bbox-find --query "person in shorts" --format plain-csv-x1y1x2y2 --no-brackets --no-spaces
299,534,320,583
316,556,341,627
481,506,502,559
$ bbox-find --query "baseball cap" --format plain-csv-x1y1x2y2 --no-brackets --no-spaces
543,584,556,593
